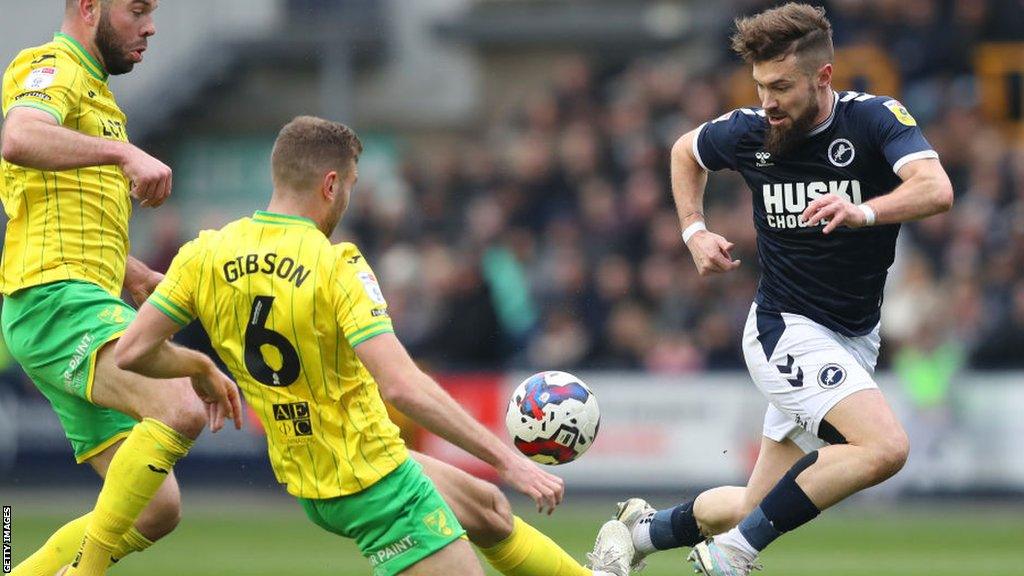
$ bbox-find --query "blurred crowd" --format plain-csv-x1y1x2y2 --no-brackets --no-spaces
2,0,1023,387
337,0,1024,372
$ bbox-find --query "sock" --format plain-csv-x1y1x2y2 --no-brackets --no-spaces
11,515,90,576
113,527,155,561
479,516,591,576
66,418,192,576
631,509,656,554
730,451,822,553
646,499,702,551
11,515,155,576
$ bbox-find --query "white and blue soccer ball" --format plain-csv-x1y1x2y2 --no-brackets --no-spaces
505,371,600,465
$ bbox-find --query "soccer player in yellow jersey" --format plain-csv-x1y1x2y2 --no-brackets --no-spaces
116,116,635,575
2,2,241,576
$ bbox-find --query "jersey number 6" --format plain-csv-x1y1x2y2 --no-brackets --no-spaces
244,295,301,387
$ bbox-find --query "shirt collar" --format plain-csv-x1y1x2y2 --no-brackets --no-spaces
53,32,108,82
807,90,839,137
252,210,318,229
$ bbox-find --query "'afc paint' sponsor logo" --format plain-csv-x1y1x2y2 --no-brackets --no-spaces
63,333,95,391
368,535,419,569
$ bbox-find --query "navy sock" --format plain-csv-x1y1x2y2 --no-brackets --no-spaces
649,499,703,549
738,450,822,551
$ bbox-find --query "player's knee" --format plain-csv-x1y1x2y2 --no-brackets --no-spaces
153,397,207,440
474,483,514,547
868,432,910,481
882,432,910,477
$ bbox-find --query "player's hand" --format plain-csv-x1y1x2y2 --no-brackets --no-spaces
120,144,172,208
801,193,866,234
190,365,243,432
497,454,565,515
686,230,741,276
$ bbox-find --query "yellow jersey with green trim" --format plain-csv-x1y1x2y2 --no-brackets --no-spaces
149,210,408,499
1,33,131,296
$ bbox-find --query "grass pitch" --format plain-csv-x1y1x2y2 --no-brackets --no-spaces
5,489,1023,575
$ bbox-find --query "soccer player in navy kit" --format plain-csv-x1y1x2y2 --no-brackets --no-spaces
599,4,954,575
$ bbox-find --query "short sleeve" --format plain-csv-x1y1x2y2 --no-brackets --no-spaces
694,109,759,172
333,245,394,348
2,49,78,125
871,98,938,174
149,239,203,327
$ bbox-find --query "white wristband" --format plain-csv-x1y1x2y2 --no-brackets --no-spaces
858,204,876,227
682,221,707,243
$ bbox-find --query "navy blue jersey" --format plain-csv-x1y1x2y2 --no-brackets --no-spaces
694,91,937,336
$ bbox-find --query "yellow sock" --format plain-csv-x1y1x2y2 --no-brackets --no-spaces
11,515,89,576
66,418,191,576
480,516,591,576
113,527,155,561
11,514,156,576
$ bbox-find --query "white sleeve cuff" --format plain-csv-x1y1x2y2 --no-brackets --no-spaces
691,122,709,171
892,150,939,174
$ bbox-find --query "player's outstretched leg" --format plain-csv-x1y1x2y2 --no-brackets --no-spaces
11,456,180,576
690,390,909,576
397,538,485,576
615,435,803,570
412,451,630,576
63,344,206,576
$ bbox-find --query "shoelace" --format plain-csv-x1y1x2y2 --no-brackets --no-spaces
710,541,764,575
692,557,763,576
727,556,763,574
726,549,763,573
587,549,627,576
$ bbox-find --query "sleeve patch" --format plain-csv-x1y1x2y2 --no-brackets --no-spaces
14,91,52,102
357,272,386,304
883,100,917,126
24,67,57,90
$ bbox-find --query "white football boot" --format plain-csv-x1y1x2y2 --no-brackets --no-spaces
687,538,762,576
587,519,635,576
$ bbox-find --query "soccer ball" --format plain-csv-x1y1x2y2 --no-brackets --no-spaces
505,371,600,465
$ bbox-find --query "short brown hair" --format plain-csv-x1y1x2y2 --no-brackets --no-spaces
66,0,113,9
731,3,833,72
271,116,363,190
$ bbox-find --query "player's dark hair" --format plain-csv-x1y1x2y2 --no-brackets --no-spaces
731,2,833,73
271,116,363,191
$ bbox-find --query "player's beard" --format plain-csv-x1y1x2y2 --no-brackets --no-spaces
765,93,820,157
95,9,136,75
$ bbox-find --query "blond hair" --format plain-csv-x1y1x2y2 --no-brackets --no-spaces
271,116,363,190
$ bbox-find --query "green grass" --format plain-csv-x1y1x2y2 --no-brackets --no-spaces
5,490,1024,575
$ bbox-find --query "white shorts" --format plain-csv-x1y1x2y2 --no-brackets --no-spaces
742,303,881,452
